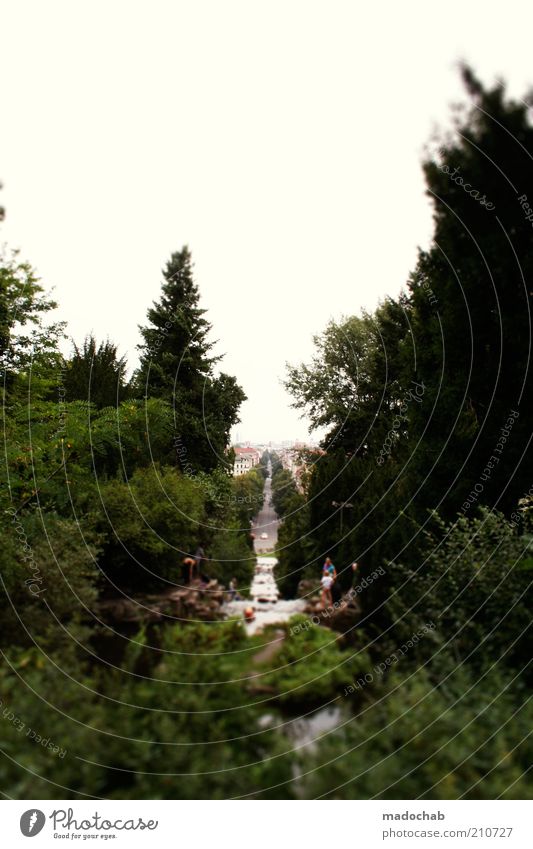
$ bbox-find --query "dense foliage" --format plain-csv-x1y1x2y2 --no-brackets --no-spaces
0,68,531,800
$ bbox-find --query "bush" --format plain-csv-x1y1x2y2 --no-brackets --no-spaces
209,525,255,587
303,665,533,799
97,465,207,589
259,616,370,709
0,511,100,651
0,622,294,799
386,509,532,676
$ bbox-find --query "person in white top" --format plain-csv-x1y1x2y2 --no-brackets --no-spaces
321,573,333,609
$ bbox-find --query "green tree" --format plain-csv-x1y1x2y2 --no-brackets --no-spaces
275,495,315,597
63,334,128,408
407,67,533,518
270,451,283,475
385,508,532,677
135,247,215,398
284,299,418,598
283,67,533,621
202,371,247,468
96,464,208,589
1,397,178,518
134,247,245,472
271,467,299,518
285,297,412,457
230,466,265,527
0,249,65,397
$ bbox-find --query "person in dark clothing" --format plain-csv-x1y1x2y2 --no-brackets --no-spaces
331,577,343,604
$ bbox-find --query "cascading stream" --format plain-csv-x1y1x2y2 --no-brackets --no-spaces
224,466,306,633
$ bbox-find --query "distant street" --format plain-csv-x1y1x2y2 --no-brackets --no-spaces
252,470,279,553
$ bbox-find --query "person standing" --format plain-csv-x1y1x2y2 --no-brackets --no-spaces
323,556,336,580
182,556,196,584
321,572,334,609
228,577,240,601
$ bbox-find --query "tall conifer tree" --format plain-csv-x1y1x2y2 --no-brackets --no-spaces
136,247,216,398
134,246,245,472
408,67,533,516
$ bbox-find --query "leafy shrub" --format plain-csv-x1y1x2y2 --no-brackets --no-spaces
97,465,207,589
259,616,370,709
0,512,100,652
386,510,532,676
0,622,294,799
303,666,533,799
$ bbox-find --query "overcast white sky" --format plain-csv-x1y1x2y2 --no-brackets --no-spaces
1,0,532,442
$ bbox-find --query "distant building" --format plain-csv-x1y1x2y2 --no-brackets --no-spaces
278,443,324,492
233,446,261,476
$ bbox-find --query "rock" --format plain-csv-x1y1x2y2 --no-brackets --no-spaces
297,578,321,600
96,580,227,625
321,594,361,637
